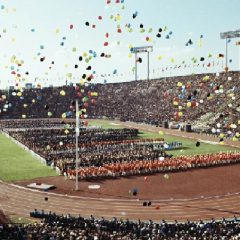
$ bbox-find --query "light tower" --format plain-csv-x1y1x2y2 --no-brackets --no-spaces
130,46,153,81
220,29,240,70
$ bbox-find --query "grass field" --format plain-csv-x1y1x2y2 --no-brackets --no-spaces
89,119,239,156
139,130,238,156
0,133,57,182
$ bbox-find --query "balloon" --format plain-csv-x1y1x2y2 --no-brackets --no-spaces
163,174,169,180
60,90,66,96
17,92,22,97
158,131,164,136
177,82,182,87
48,112,52,117
187,102,191,107
132,11,138,19
211,128,216,133
219,133,225,138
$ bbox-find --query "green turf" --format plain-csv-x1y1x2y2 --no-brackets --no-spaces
0,133,57,182
139,131,238,156
88,119,122,129
89,120,239,157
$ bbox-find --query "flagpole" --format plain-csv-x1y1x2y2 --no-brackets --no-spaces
75,99,79,191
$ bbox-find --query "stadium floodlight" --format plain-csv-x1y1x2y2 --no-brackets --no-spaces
130,46,153,81
75,99,79,191
220,29,240,70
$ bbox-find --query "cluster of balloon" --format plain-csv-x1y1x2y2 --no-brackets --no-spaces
0,0,179,104
107,0,123,4
172,77,208,122
60,36,67,46
58,83,98,123
1,0,239,144
185,35,203,47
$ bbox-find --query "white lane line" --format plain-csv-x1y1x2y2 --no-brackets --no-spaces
2,181,240,203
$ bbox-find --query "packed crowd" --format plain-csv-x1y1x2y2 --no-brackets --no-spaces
68,151,240,179
0,119,74,129
2,119,240,179
1,210,240,239
3,120,177,175
1,71,240,137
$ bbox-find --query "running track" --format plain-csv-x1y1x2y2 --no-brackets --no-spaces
1,181,240,222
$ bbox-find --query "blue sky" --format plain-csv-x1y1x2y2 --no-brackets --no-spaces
0,0,240,88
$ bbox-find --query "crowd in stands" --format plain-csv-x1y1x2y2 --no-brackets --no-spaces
1,71,240,138
1,210,240,239
0,119,75,130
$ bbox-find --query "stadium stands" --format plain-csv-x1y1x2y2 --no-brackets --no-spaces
1,210,240,239
1,71,240,138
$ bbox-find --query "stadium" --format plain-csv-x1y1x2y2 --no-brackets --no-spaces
0,0,240,239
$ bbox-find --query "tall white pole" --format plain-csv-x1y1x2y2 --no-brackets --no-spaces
135,52,138,81
75,99,79,191
225,38,228,70
239,45,240,70
147,51,150,81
